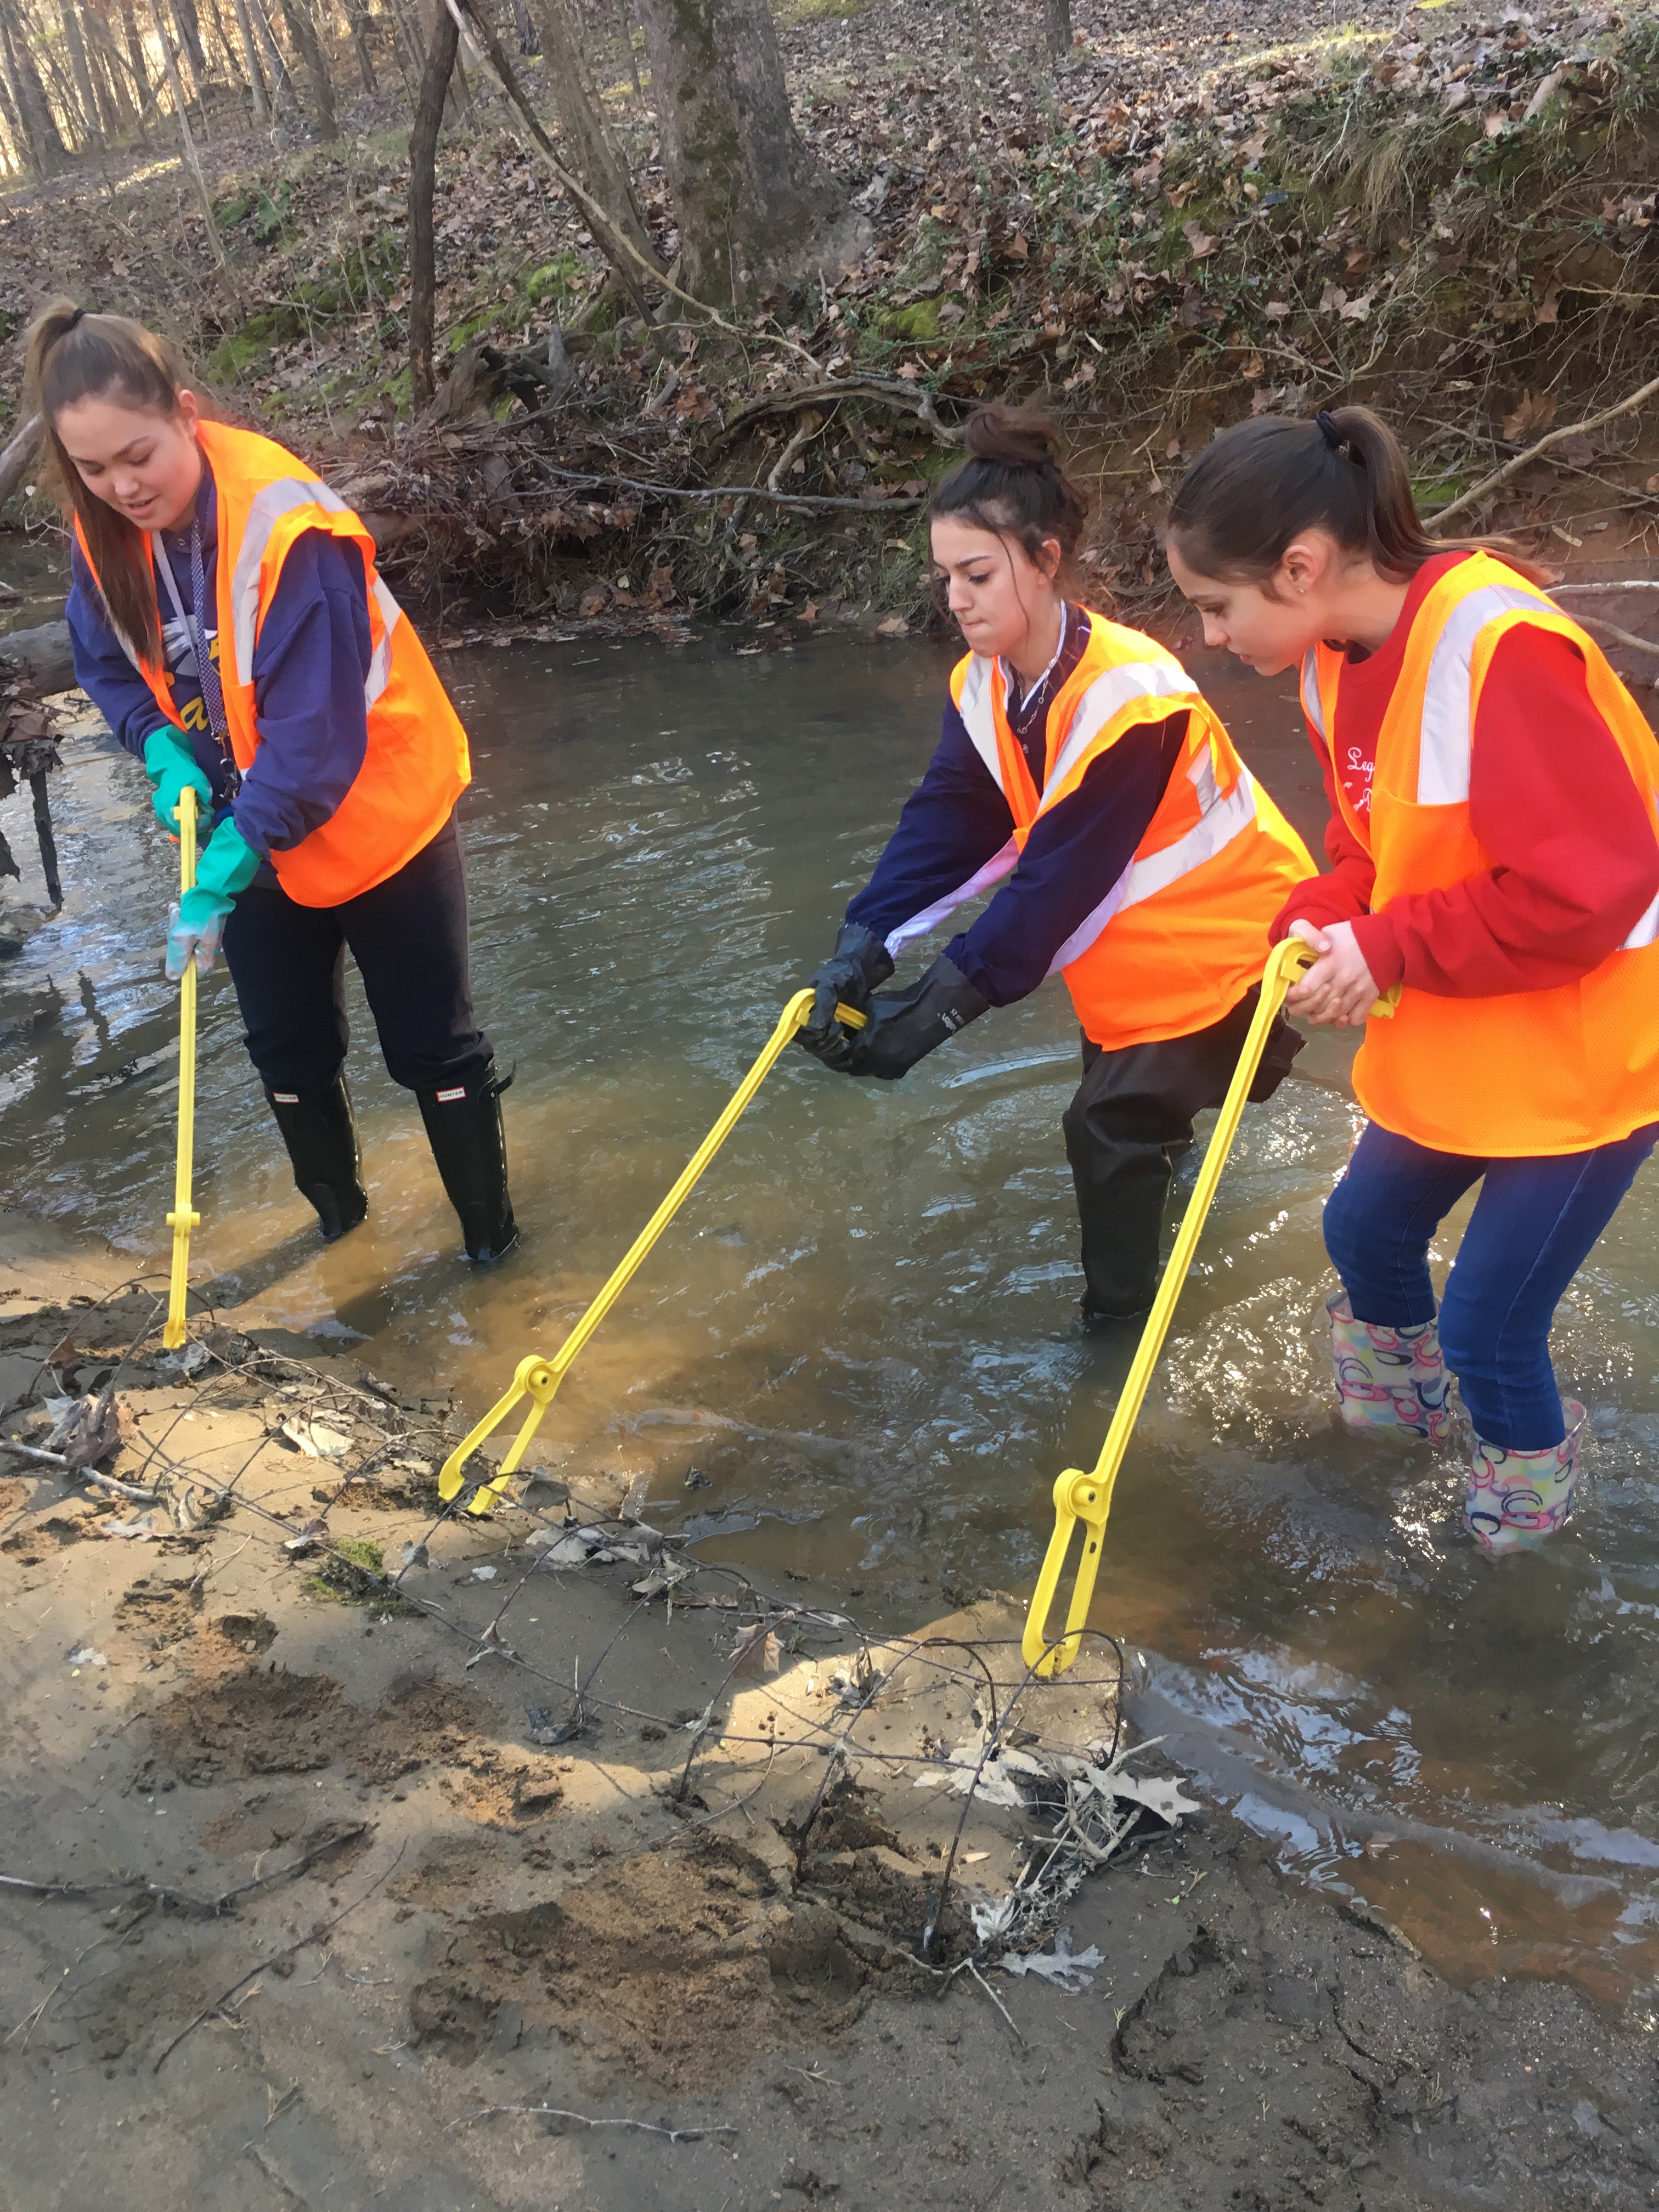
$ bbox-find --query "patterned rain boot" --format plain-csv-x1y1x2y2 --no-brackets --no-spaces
1462,1402,1585,1554
1327,1291,1455,1444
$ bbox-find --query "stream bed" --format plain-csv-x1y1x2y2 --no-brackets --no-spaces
3,627,1659,2015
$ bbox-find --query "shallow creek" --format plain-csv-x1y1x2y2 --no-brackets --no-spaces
4,627,1659,2015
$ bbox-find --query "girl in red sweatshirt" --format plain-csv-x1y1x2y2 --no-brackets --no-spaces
1166,404,1659,1553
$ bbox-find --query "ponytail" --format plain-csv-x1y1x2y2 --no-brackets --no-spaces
24,300,211,667
929,403,1094,599
1166,404,1552,591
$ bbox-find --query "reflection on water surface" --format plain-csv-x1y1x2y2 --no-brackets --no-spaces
4,629,1659,2012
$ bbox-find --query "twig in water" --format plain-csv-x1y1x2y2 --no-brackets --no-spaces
1428,372,1659,529
445,2104,736,2143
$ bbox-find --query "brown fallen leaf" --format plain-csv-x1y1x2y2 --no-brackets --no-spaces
1240,352,1265,381
1182,217,1218,259
1557,435,1596,470
1318,280,1348,315
731,1623,781,1677
1503,388,1559,443
1264,300,1290,321
1339,289,1376,322
797,601,820,624
875,614,910,638
1005,232,1029,262
1535,286,1561,325
53,1391,123,1473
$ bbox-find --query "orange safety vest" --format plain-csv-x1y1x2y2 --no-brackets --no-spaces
949,611,1313,1051
1299,551,1659,1156
76,418,469,907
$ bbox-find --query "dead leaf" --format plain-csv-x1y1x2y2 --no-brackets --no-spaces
797,600,820,624
1535,285,1561,325
1240,352,1265,381
1339,288,1376,321
1182,217,1218,259
1484,109,1509,138
731,1623,781,1677
48,1391,123,1472
283,1516,329,1554
1503,388,1559,443
1557,434,1595,469
279,1417,352,1459
577,585,608,617
1318,280,1348,315
875,614,910,638
1264,300,1290,321
1005,232,1029,262
1165,436,1182,460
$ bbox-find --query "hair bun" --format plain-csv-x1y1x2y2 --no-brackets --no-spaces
962,403,1060,471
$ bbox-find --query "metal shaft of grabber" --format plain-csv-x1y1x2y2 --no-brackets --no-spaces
162,785,201,1350
1022,938,1320,1677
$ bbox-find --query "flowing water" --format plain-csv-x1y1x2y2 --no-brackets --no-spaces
5,628,1659,2016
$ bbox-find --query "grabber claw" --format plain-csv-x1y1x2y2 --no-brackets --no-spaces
440,989,826,1519
440,1352,559,1513
1023,1466,1113,1677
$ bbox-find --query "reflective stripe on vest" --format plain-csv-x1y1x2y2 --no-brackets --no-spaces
950,610,1312,1049
228,475,405,707
1307,551,1659,1154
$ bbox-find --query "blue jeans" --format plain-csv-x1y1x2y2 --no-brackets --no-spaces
1323,1120,1658,1450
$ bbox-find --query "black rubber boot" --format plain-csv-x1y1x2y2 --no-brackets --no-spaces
416,1063,519,1263
265,1075,369,1242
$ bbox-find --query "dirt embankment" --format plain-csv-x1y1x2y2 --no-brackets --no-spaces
2,1277,1658,2209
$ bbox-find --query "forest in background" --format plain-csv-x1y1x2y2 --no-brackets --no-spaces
0,0,1654,638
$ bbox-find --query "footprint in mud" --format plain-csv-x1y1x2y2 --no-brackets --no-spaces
155,1666,347,1781
409,1826,938,2091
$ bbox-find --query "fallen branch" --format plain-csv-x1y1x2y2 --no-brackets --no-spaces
1574,613,1659,660
532,461,922,513
445,2104,736,2143
0,1825,368,1920
1427,373,1659,530
153,1841,405,2071
0,1438,160,1502
727,376,964,446
1551,580,1659,594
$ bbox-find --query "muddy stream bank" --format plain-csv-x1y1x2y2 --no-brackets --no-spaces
2,633,1659,2207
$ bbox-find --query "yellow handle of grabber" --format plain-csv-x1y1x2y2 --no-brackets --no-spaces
1022,938,1350,1677
439,988,867,1514
162,786,201,1351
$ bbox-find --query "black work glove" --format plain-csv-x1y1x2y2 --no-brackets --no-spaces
798,922,895,1069
843,953,990,1081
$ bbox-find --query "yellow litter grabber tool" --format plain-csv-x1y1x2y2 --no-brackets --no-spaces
1023,937,1339,1677
440,986,866,1514
162,785,201,1351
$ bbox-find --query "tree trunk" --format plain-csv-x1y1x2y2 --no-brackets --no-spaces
0,0,67,171
635,0,848,308
383,0,421,95
1042,0,1068,60
278,0,336,134
341,0,374,89
525,0,655,269
608,0,639,101
227,0,267,114
168,0,206,77
117,0,151,110
0,63,24,166
407,0,456,409
61,0,105,142
82,2,135,132
431,0,466,123
146,0,240,305
508,0,533,49
37,20,94,145
246,0,297,107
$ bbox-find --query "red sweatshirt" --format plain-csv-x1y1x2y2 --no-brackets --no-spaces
1271,553,1659,995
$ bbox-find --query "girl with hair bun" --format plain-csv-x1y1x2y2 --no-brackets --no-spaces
1167,403,1659,1551
799,402,1316,1326
30,301,518,1263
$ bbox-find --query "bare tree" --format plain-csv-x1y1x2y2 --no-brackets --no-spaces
59,0,105,143
0,0,68,171
634,0,853,307
341,0,376,91
278,0,337,134
168,0,206,78
246,0,298,108
407,0,457,408
227,0,268,115
526,0,654,272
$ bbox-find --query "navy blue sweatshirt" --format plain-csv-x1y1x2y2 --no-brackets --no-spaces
847,607,1187,1005
67,458,373,881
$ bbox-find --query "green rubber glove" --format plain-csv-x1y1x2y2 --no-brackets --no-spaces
143,726,212,837
164,818,261,981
